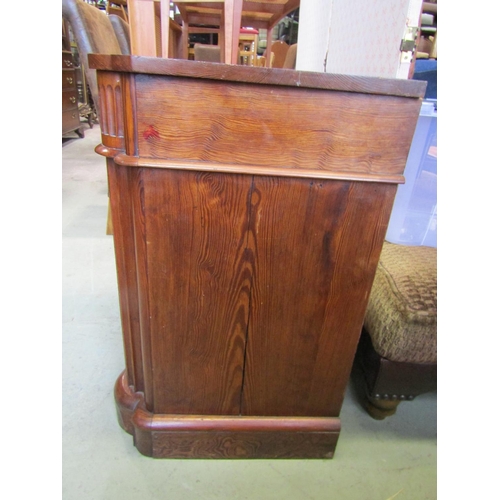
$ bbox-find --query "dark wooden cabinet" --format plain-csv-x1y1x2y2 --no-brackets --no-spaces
62,50,82,137
90,54,426,459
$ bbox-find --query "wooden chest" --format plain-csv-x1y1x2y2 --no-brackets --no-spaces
90,54,425,459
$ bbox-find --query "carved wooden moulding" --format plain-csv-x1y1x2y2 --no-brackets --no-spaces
90,55,425,459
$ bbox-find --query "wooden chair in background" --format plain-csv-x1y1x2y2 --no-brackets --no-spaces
106,0,129,23
264,40,289,68
258,41,295,69
127,0,300,66
174,1,225,61
282,43,297,69
126,0,185,58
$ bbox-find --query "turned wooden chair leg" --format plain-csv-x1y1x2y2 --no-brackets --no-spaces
364,395,401,420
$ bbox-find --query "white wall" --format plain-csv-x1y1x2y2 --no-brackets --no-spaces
296,0,422,78
295,0,334,72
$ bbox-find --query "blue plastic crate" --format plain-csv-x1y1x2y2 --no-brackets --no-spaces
386,100,437,247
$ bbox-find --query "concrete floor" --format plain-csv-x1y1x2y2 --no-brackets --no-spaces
62,122,437,500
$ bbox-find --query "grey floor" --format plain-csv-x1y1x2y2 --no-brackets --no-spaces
62,122,437,500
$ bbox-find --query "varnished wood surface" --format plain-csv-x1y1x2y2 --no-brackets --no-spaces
134,74,421,180
108,164,397,419
93,58,425,458
134,414,340,433
112,153,405,184
62,50,74,68
107,161,144,393
115,371,340,458
88,54,427,98
62,69,76,90
137,168,253,415
147,431,338,459
242,178,397,416
62,49,80,136
128,0,157,57
114,370,141,434
62,89,78,111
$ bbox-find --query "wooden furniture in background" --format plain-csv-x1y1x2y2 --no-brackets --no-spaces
62,50,83,137
417,1,437,59
282,42,297,69
62,19,83,138
238,27,258,65
264,39,289,68
64,21,99,129
89,54,425,459
225,0,299,65
128,0,300,65
127,0,184,58
191,30,259,65
62,0,125,122
107,0,129,22
62,0,133,235
177,2,224,61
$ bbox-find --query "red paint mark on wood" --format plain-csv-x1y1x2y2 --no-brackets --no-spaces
143,125,160,140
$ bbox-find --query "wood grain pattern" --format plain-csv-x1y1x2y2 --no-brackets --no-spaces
139,168,254,415
242,178,397,416
98,73,122,135
134,75,421,180
115,368,340,458
88,54,427,98
148,431,338,459
129,167,155,409
97,71,126,152
94,56,425,458
106,160,144,392
112,153,405,184
128,0,157,57
121,73,138,157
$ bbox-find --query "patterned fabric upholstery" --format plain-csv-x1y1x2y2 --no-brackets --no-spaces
363,242,437,363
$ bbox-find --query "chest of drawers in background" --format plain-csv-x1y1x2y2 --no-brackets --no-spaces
62,50,82,137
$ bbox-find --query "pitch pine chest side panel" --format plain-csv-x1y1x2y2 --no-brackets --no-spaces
241,177,397,417
134,74,419,181
140,168,254,415
90,55,426,459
